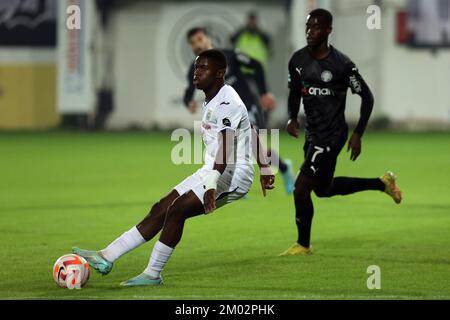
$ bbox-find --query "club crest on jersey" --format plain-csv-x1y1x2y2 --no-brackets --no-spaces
206,110,212,121
321,70,333,83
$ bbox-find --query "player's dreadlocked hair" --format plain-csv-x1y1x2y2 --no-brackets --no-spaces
198,49,227,70
309,8,333,27
186,27,209,40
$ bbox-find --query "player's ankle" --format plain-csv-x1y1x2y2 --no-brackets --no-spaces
98,251,111,262
297,242,310,249
143,270,160,279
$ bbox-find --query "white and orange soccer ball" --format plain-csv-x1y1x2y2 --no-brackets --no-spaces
53,254,90,289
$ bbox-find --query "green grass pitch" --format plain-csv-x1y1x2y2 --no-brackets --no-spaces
0,131,449,300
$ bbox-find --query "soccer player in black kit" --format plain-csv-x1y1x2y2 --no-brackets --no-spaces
184,27,296,194
280,9,403,256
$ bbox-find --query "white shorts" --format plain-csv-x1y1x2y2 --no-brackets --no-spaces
174,164,254,209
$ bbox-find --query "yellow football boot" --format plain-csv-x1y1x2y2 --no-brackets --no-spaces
380,171,402,204
279,243,312,256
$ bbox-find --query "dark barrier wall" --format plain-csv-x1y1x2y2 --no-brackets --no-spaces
0,0,56,47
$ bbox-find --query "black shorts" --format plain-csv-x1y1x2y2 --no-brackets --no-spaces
299,136,347,181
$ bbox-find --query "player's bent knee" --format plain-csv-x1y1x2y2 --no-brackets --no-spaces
294,174,317,197
150,201,161,214
294,182,314,199
166,201,188,223
293,186,312,200
150,191,179,216
144,201,165,219
313,188,331,198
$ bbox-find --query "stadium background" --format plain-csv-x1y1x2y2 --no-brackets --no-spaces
1,0,449,130
0,0,449,300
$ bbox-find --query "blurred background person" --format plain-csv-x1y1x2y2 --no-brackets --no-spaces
230,11,277,141
230,11,271,71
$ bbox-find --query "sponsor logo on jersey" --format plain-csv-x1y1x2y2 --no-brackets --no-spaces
321,70,333,83
349,75,362,93
302,86,335,96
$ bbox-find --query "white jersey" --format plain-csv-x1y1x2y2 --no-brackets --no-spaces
174,84,254,204
201,84,253,168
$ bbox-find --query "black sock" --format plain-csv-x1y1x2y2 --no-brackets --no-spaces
295,193,314,248
328,177,384,196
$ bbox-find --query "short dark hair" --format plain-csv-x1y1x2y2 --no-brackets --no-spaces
186,27,208,40
309,8,333,27
198,49,227,70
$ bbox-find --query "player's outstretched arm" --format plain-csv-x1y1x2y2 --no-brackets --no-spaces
203,129,235,213
347,68,374,161
251,126,275,197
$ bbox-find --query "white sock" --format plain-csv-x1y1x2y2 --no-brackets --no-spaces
144,241,174,278
100,226,146,263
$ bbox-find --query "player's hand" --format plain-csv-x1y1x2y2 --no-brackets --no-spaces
203,189,216,214
260,93,276,112
260,166,275,197
347,132,362,161
286,119,299,138
188,100,198,114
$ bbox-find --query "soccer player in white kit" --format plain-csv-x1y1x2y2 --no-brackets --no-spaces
72,49,275,286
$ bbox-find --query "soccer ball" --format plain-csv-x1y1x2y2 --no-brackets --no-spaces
53,254,90,289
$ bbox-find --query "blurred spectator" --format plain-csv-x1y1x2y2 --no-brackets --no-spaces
230,12,271,70
93,0,116,130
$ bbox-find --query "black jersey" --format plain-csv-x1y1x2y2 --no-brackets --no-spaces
183,48,268,109
288,46,374,145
